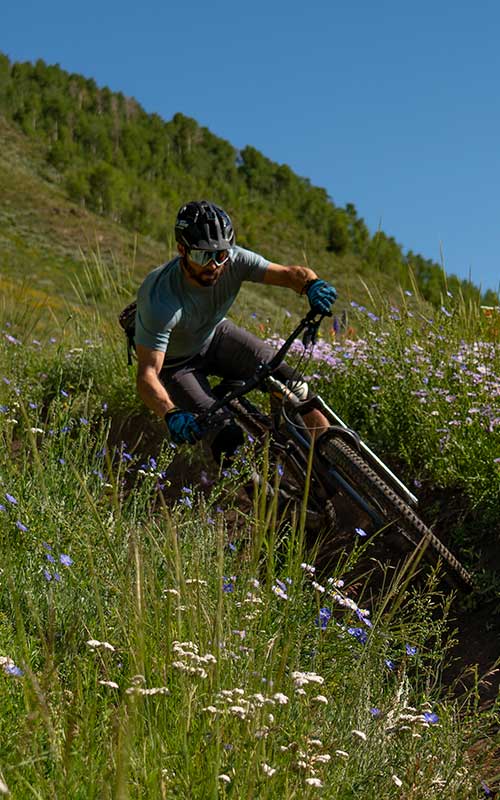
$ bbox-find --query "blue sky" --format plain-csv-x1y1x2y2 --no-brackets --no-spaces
3,0,500,293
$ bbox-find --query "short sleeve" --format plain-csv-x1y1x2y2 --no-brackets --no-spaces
231,246,270,283
135,306,172,353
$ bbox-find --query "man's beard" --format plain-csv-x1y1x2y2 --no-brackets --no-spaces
182,257,226,287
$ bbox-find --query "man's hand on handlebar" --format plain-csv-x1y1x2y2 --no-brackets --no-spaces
165,409,201,445
304,279,337,316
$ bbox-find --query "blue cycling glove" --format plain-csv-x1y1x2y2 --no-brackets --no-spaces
305,279,337,316
165,409,201,445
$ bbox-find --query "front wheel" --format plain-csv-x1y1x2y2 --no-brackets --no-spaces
318,436,473,590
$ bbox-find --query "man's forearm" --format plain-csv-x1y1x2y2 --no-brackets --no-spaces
263,263,318,294
137,373,176,419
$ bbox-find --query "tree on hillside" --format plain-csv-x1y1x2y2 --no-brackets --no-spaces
0,53,11,109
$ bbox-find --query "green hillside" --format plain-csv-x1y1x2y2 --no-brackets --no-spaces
0,51,497,316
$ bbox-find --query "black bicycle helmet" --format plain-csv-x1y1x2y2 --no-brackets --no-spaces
174,200,235,250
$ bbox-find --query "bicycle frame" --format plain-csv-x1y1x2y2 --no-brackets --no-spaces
198,311,418,515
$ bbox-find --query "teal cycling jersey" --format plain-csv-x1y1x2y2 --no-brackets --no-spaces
135,245,269,363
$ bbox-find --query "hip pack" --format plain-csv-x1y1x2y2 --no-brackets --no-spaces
118,301,137,365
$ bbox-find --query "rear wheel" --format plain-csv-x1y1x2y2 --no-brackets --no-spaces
318,436,473,589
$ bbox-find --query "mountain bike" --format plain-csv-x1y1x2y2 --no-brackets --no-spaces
197,310,473,590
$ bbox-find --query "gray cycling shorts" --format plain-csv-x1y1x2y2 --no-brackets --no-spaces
160,319,308,413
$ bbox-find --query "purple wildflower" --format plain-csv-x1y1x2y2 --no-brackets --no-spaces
347,627,368,645
355,527,367,537
15,521,28,532
0,504,4,512
5,493,17,505
355,608,373,627
223,577,234,593
46,553,55,563
315,607,332,631
369,707,381,717
423,711,439,724
60,554,73,567
44,570,52,582
5,663,23,677
385,659,396,671
405,644,418,656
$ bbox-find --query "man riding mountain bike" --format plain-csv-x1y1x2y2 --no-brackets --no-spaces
135,200,336,466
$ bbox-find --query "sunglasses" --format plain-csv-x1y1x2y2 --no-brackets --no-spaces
188,249,229,267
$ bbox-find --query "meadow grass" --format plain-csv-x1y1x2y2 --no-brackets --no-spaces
0,283,499,797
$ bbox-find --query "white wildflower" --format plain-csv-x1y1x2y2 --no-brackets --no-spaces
173,640,199,652
125,685,169,696
99,680,119,689
229,705,247,718
311,581,325,593
335,750,349,758
0,776,9,795
308,739,323,747
202,706,218,714
86,639,115,652
392,775,403,788
243,593,263,605
312,754,331,764
30,427,44,434
218,774,231,784
313,695,328,704
291,670,325,688
273,692,289,705
262,763,276,777
305,777,323,787
352,729,367,741
300,562,316,574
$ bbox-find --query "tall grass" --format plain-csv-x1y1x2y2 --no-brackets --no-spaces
0,279,499,797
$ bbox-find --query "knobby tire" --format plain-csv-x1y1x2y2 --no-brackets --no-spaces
319,437,473,589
